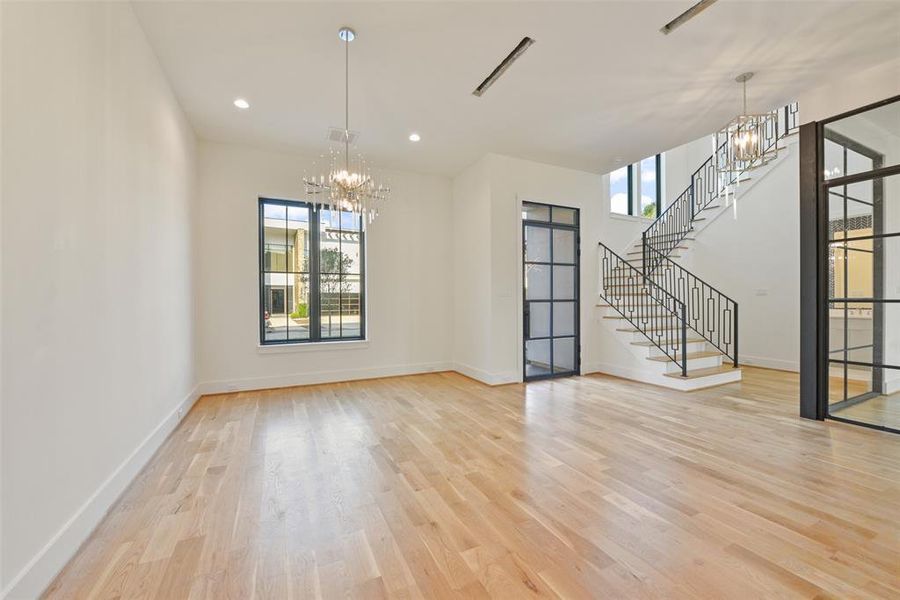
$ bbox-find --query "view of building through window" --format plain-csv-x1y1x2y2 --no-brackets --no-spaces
260,199,363,344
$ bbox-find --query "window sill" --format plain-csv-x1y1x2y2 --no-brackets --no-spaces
609,213,654,224
257,339,370,354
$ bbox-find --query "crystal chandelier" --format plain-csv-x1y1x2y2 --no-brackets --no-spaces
715,72,778,175
303,27,389,227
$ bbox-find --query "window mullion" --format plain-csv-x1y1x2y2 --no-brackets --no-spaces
627,164,634,216
310,204,322,342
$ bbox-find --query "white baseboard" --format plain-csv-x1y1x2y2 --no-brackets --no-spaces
740,355,799,372
451,362,520,385
584,361,741,391
198,361,454,395
884,377,900,395
3,385,202,600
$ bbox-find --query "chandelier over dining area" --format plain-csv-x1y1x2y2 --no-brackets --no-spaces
303,27,390,227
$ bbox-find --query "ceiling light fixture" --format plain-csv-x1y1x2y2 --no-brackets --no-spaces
303,27,389,228
233,98,250,109
715,72,778,175
408,133,421,142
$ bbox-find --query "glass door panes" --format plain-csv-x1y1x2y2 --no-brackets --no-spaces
825,139,900,432
523,202,579,380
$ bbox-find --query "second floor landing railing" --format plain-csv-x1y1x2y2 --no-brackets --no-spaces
643,102,799,265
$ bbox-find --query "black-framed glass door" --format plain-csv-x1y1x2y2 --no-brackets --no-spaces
801,94,900,433
522,202,580,380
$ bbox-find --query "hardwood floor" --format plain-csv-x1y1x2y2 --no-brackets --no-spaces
45,367,900,599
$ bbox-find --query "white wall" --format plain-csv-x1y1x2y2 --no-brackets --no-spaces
799,57,900,125
451,157,493,382
678,147,802,371
450,153,650,384
1,2,198,598
194,141,453,391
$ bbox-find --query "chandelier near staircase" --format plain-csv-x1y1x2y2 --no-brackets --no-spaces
303,27,389,227
715,72,778,175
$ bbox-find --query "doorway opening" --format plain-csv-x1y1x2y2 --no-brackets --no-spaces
522,201,580,381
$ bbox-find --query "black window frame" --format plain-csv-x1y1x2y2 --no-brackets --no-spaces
258,197,366,346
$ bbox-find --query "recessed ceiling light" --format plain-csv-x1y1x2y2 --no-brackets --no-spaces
408,133,421,142
233,98,250,110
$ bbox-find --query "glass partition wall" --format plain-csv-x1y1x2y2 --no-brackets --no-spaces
812,96,900,432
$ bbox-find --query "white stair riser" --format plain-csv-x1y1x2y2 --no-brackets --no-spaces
626,329,693,343
646,341,708,357
665,354,722,373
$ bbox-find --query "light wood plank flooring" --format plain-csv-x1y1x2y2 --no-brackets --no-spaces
45,367,900,599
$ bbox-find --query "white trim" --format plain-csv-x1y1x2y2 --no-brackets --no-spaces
2,385,202,600
583,361,742,391
452,362,520,386
883,377,900,395
609,212,654,224
199,362,453,395
257,339,369,354
740,355,800,373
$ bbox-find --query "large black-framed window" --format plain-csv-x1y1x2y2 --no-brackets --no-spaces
259,197,365,345
800,94,900,434
609,154,663,218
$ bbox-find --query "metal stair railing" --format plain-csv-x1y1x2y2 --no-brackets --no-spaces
628,101,799,370
643,245,738,367
643,102,799,263
599,242,689,376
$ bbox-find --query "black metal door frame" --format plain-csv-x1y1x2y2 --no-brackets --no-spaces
800,93,900,434
522,201,581,381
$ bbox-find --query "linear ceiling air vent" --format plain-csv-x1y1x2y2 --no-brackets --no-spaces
472,37,535,97
327,127,358,144
660,0,719,35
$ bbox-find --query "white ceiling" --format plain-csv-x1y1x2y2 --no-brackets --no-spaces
133,0,900,177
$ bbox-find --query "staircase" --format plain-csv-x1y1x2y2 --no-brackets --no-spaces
597,103,799,390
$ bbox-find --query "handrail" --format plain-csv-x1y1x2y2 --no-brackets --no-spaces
643,101,799,264
631,101,798,369
643,245,738,366
598,242,688,376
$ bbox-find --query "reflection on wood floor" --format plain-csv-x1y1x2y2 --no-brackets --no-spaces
832,391,900,430
45,367,900,599
829,373,900,430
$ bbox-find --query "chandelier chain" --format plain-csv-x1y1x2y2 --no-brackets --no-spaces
345,32,350,170
302,26,390,229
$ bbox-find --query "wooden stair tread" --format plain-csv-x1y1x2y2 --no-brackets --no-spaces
613,254,682,264
631,245,690,251
598,302,662,308
604,314,674,320
647,350,721,363
617,325,701,334
631,338,704,347
664,365,741,379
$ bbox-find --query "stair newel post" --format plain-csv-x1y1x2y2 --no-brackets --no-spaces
733,302,739,368
690,177,696,221
680,302,688,377
641,231,647,285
